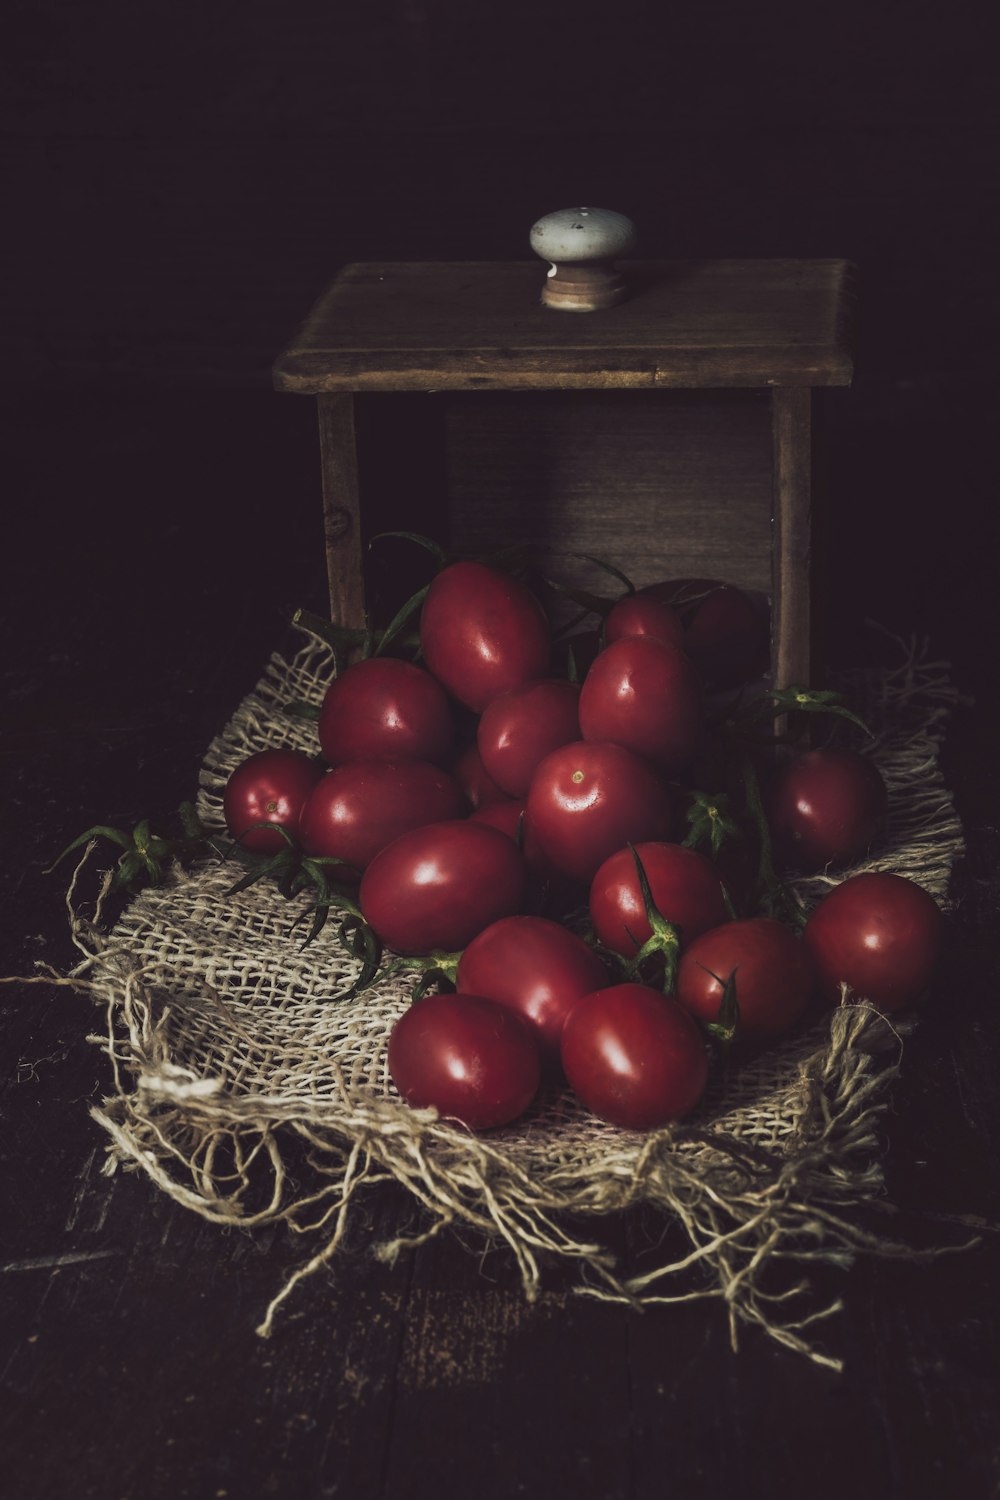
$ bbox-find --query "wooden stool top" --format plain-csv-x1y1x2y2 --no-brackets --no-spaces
273,259,856,395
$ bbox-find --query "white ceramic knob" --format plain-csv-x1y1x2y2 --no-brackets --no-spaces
529,207,637,311
530,207,637,265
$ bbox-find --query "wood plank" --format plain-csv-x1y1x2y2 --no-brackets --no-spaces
274,260,857,393
317,393,366,628
771,387,813,688
441,390,773,599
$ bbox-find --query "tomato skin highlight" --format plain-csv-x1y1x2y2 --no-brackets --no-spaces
319,657,453,767
766,748,888,872
359,821,526,955
605,595,685,650
388,992,541,1130
223,749,325,854
299,759,465,873
589,841,730,958
477,678,581,797
578,635,704,776
420,560,551,712
561,983,708,1130
456,915,610,1064
676,917,816,1044
803,871,944,1014
525,741,674,885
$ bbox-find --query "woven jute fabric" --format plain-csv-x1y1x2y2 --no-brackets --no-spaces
65,632,966,1369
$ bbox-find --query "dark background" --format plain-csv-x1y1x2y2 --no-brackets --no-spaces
3,4,999,1498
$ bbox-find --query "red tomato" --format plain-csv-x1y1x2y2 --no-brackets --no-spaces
319,657,453,767
299,760,464,873
766,748,888,872
359,821,525,955
420,561,551,712
388,993,541,1130
803,871,944,1014
589,842,730,958
578,636,704,776
450,741,508,810
477,679,581,797
561,983,708,1129
605,595,685,650
456,915,610,1063
446,738,503,810
469,798,526,840
525,741,674,884
470,801,588,919
222,749,324,854
675,917,815,1044
638,579,769,688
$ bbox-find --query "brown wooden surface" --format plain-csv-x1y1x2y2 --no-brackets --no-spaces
771,388,813,688
318,393,366,628
440,390,774,598
273,260,857,393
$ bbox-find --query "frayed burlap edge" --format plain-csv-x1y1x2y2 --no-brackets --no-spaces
47,629,974,1372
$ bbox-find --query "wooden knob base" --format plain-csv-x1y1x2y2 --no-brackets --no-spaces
541,259,629,312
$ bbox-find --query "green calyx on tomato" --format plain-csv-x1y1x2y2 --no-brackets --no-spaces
700,965,741,1050
621,844,681,993
48,801,224,894
681,790,742,861
722,684,874,745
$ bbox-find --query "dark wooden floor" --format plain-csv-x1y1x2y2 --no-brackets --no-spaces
1,379,999,1499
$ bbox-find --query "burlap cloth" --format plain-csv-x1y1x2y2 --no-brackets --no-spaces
62,631,966,1369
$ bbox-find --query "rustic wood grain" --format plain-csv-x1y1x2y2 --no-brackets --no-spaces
441,390,773,597
283,261,853,681
274,261,857,393
318,393,366,628
771,387,813,688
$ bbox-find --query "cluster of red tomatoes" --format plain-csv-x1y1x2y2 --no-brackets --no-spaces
222,560,944,1135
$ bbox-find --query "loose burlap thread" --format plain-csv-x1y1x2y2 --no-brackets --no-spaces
60,630,967,1370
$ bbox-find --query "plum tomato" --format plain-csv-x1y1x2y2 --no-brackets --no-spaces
470,801,588,919
222,749,324,854
318,657,453,767
803,871,944,1014
450,741,508,810
469,797,527,840
589,842,730,958
604,594,685,650
675,917,815,1044
766,748,888,872
578,635,704,776
419,560,551,712
388,992,541,1130
561,983,708,1130
359,821,525,955
477,678,581,797
638,579,769,688
299,759,464,874
525,741,674,885
456,915,610,1064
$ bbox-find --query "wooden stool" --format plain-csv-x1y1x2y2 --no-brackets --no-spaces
273,258,856,688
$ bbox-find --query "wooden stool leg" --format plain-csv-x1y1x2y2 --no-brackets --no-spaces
318,393,365,629
771,387,813,689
